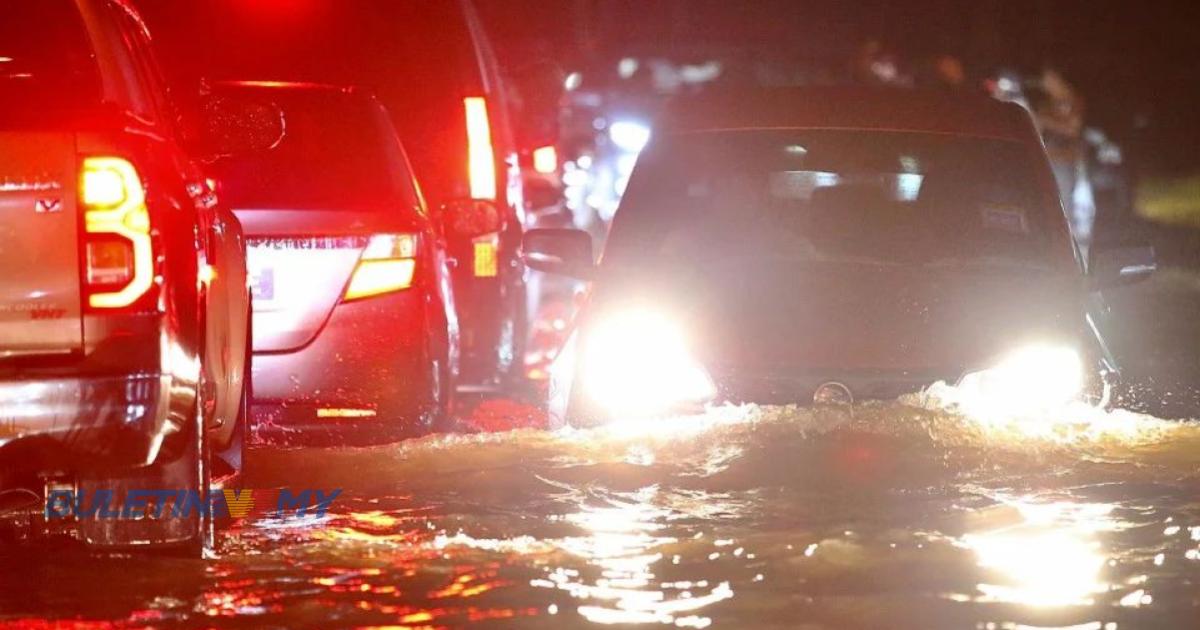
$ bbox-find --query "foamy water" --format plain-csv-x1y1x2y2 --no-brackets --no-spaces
2,389,1199,628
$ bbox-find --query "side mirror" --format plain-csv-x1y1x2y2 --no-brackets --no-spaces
522,228,594,279
196,93,286,160
442,199,502,238
1087,244,1156,290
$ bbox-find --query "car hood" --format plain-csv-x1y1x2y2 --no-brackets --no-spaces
590,259,1085,374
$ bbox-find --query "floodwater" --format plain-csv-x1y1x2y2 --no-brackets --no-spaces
2,387,1199,629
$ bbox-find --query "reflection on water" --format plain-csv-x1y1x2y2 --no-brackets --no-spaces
3,385,1200,627
544,487,731,627
962,499,1112,607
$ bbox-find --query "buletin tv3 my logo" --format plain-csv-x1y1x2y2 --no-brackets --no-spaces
45,488,343,520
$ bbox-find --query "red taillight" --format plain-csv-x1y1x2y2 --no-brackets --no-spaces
464,96,497,201
343,234,419,302
81,157,154,309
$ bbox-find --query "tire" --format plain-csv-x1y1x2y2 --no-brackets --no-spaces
425,336,457,433
214,311,250,480
167,361,215,556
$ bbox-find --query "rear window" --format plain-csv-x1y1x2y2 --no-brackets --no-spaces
607,129,1072,270
210,89,416,210
0,0,102,107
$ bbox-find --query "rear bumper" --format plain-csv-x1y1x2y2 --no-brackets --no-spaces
0,373,172,470
251,290,431,438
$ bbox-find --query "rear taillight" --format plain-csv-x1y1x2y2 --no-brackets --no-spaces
464,96,497,201
343,234,418,302
80,157,154,309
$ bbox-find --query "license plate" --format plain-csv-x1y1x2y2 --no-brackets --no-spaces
249,267,275,302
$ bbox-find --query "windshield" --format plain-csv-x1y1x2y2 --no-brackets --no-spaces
605,130,1072,270
210,89,416,210
0,0,102,112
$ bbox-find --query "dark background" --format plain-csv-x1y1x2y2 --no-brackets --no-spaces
478,0,1200,175
137,0,1200,175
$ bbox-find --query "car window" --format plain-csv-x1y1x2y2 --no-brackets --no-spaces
606,129,1073,270
210,90,416,211
0,0,103,111
109,0,176,129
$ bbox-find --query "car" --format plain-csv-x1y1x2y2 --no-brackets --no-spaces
137,0,556,390
204,81,459,442
0,0,251,552
523,87,1156,427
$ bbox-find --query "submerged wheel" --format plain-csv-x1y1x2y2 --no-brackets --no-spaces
423,334,456,433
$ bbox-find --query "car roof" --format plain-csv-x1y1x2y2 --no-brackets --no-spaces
659,87,1042,143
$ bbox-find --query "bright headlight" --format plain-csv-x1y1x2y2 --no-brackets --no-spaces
582,309,716,418
608,120,651,153
958,345,1084,414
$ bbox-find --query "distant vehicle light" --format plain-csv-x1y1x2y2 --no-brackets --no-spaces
958,344,1084,414
582,308,716,418
532,145,558,174
609,121,651,154
464,96,497,200
81,157,153,309
343,234,419,301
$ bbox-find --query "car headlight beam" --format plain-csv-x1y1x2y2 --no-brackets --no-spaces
582,309,715,418
958,345,1084,415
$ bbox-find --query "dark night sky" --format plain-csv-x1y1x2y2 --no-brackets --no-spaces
137,0,1200,175
478,0,1200,174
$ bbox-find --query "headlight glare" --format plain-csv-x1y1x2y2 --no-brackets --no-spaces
958,345,1084,414
582,309,715,418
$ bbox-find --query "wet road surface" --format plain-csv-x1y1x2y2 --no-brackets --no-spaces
2,392,1200,629
3,270,1200,629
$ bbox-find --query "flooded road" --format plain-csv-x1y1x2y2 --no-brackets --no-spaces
3,388,1199,629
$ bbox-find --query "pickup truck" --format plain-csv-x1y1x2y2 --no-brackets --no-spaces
0,0,250,554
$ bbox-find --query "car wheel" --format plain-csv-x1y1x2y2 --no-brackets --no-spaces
214,311,250,480
168,356,216,556
421,334,456,433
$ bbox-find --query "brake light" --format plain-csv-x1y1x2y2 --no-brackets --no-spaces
464,96,497,200
81,157,154,309
343,234,418,302
532,145,558,174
